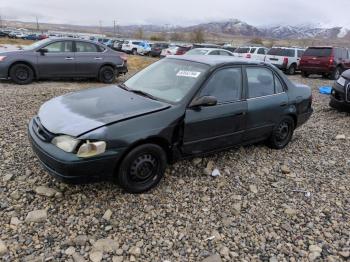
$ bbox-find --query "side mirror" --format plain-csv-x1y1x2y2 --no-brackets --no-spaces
38,48,48,55
189,96,217,108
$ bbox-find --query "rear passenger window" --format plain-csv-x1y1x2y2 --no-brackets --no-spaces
76,42,99,52
257,48,265,55
209,50,220,55
219,50,232,56
247,67,275,98
44,41,73,52
200,68,242,103
274,76,284,93
250,48,256,53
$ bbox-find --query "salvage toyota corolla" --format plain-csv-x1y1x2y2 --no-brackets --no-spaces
28,56,313,193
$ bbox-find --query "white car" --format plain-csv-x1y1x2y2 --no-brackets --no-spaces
137,42,152,55
122,40,142,55
234,46,268,61
9,31,27,39
185,48,234,56
265,47,305,75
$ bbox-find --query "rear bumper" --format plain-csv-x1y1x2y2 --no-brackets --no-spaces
296,108,313,128
28,118,123,184
299,65,335,74
330,83,350,109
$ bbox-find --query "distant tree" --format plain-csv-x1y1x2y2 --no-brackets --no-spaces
266,39,275,48
190,28,205,43
134,28,144,39
150,33,166,41
170,32,185,41
250,37,264,45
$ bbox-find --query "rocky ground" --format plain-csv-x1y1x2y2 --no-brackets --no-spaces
0,69,349,262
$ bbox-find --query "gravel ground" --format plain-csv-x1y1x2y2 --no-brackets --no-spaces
0,71,349,262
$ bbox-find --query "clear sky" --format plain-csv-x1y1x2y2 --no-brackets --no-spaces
1,0,350,28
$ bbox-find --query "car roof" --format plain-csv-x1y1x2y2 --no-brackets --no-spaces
167,55,266,66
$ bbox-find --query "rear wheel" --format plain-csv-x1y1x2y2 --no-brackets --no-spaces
268,116,295,149
301,71,309,78
98,66,115,83
330,67,341,80
117,144,167,193
9,63,34,85
287,64,297,75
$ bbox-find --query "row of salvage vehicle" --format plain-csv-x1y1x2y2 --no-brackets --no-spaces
0,38,349,193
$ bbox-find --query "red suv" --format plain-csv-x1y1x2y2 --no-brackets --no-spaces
300,47,350,80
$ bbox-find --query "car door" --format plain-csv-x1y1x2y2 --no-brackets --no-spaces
244,66,289,142
182,67,247,155
74,41,105,77
37,40,75,77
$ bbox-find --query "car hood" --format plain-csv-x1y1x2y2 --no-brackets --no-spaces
38,85,171,137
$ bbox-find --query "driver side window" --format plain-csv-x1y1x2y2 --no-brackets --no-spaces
199,67,242,103
44,41,73,53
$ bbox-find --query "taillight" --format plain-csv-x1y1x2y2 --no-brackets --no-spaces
283,57,288,65
120,53,128,62
329,56,334,65
246,53,251,59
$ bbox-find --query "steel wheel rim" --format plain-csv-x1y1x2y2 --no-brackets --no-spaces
103,70,114,81
276,122,290,142
129,153,159,183
16,67,29,80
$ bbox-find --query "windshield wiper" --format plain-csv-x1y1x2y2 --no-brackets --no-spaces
129,89,158,101
118,83,129,90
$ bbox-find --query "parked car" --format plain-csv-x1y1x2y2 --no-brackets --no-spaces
38,34,48,40
222,46,237,53
185,48,234,56
137,42,152,55
113,40,124,51
0,38,128,84
0,31,7,37
9,31,27,39
149,43,169,57
265,47,305,75
191,43,221,49
105,39,116,48
24,34,39,41
299,47,350,80
330,69,350,110
28,56,313,193
160,45,191,57
122,40,142,55
234,46,268,61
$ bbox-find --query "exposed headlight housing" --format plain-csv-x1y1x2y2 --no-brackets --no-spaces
77,141,106,158
0,56,7,62
51,135,80,153
337,76,346,87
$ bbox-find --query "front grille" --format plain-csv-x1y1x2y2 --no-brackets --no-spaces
32,117,55,142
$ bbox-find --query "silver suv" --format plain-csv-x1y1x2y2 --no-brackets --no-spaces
265,47,305,75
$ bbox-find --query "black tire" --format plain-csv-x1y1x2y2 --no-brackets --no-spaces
132,48,137,55
117,144,167,193
9,63,34,85
301,71,309,78
268,116,295,149
330,67,341,80
287,64,297,75
98,66,115,83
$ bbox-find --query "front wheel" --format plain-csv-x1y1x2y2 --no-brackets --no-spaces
268,116,295,149
98,66,115,83
117,144,167,193
9,63,34,85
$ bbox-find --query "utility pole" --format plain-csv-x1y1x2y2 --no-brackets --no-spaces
36,16,40,32
0,14,2,29
113,20,116,37
99,20,102,35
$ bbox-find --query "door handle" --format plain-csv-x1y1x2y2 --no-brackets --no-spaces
280,102,288,107
65,57,74,60
94,57,102,60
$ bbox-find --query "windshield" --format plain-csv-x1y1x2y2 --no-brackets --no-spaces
267,48,295,57
304,48,332,57
235,47,250,53
186,49,209,55
124,58,209,103
23,39,51,50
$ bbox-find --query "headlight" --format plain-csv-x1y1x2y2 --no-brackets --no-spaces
51,135,80,153
336,76,346,86
77,141,106,158
0,56,7,62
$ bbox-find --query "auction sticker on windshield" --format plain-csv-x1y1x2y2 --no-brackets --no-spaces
176,71,201,78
